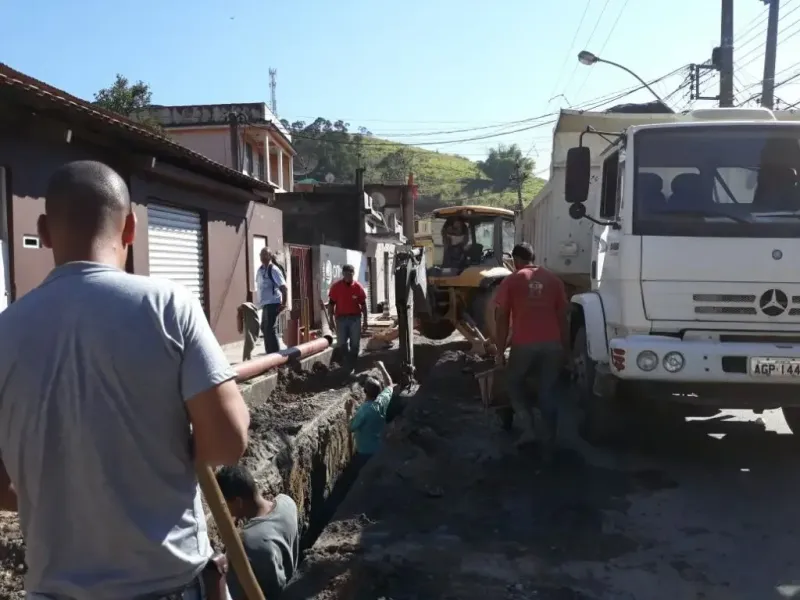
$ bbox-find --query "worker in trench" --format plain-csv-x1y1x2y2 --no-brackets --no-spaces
0,161,250,600
346,361,394,476
327,264,368,372
493,242,569,453
215,465,300,600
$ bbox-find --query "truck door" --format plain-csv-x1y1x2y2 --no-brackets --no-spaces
593,151,623,292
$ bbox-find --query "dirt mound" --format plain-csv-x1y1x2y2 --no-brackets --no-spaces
0,513,24,600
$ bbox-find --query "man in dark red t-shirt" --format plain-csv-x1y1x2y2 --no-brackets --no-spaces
327,264,368,371
493,242,568,449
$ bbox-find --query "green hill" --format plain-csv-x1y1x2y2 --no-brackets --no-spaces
282,118,547,213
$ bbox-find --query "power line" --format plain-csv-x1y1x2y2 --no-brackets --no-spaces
573,0,631,99
561,0,613,94
548,0,593,100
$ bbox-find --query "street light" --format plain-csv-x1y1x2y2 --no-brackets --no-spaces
577,50,673,112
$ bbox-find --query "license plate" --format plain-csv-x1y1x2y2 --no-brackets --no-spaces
750,357,800,378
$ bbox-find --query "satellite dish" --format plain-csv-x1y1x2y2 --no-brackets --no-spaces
324,173,336,183
293,154,318,177
372,191,386,208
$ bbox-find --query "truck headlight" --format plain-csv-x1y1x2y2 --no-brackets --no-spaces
663,352,685,373
636,351,658,372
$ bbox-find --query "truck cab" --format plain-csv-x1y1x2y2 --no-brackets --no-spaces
564,107,800,442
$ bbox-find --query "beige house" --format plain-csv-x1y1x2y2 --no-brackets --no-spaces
138,103,295,193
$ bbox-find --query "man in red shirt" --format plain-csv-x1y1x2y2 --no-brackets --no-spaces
493,242,568,450
327,264,368,371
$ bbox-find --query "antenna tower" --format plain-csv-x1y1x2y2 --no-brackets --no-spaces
269,68,278,115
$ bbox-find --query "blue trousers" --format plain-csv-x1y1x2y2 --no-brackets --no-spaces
336,315,361,365
506,341,563,439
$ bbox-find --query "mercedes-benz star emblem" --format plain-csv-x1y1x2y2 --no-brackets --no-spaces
773,249,783,260
759,289,789,317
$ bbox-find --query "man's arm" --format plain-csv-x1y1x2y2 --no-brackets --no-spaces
179,293,250,466
273,265,289,312
375,360,394,388
359,283,368,331
0,458,17,512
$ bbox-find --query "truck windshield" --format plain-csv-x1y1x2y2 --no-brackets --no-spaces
633,125,800,238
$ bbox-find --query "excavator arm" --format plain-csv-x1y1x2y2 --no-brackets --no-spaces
394,245,427,388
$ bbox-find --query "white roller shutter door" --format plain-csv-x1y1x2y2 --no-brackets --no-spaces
147,204,205,303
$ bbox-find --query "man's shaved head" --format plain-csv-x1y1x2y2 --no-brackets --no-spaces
45,161,131,235
39,160,136,268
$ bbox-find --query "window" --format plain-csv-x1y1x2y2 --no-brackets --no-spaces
244,143,254,175
501,219,515,254
599,151,620,219
254,152,263,181
633,126,800,238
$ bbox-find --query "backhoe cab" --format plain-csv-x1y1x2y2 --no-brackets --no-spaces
416,205,516,352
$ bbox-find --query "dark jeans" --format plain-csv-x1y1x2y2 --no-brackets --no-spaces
336,315,361,366
506,341,563,440
261,303,281,354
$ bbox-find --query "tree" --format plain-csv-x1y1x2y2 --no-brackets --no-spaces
280,118,371,183
375,147,416,183
93,74,162,132
476,144,534,193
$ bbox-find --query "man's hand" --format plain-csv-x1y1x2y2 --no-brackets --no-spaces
494,348,505,366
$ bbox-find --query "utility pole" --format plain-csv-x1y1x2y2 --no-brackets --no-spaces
719,0,735,107
761,0,781,109
510,161,528,213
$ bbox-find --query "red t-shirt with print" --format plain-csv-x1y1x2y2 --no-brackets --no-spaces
494,266,567,346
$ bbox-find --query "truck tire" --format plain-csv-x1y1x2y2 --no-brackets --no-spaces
573,326,621,445
471,285,501,341
418,317,456,340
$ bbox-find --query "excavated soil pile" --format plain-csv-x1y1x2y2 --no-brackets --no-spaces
0,514,23,600
284,349,656,600
0,359,365,599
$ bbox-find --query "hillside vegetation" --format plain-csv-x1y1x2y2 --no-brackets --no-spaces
282,118,547,212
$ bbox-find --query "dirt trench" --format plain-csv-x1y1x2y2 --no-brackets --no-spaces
0,340,456,599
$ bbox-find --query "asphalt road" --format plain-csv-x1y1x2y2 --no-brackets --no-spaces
564,406,800,599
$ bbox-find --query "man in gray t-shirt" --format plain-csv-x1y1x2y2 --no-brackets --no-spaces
216,466,300,599
0,161,251,599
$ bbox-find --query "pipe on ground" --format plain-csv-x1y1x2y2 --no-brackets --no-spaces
235,335,333,383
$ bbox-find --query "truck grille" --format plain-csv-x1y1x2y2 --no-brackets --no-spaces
692,294,758,315
693,292,800,317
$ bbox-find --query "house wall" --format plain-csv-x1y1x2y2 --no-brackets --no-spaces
274,192,362,251
167,129,232,167
312,244,367,328
0,108,282,346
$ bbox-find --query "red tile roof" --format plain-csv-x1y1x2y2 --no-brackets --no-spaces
0,63,275,192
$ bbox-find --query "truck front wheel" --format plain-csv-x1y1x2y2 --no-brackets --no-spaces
573,326,621,445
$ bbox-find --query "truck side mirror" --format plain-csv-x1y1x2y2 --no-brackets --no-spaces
565,146,590,204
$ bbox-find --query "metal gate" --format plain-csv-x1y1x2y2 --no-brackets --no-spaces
288,245,313,341
147,204,205,304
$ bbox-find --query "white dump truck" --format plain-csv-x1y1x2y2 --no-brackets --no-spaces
520,106,800,444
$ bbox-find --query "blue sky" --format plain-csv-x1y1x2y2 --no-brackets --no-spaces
2,0,798,176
